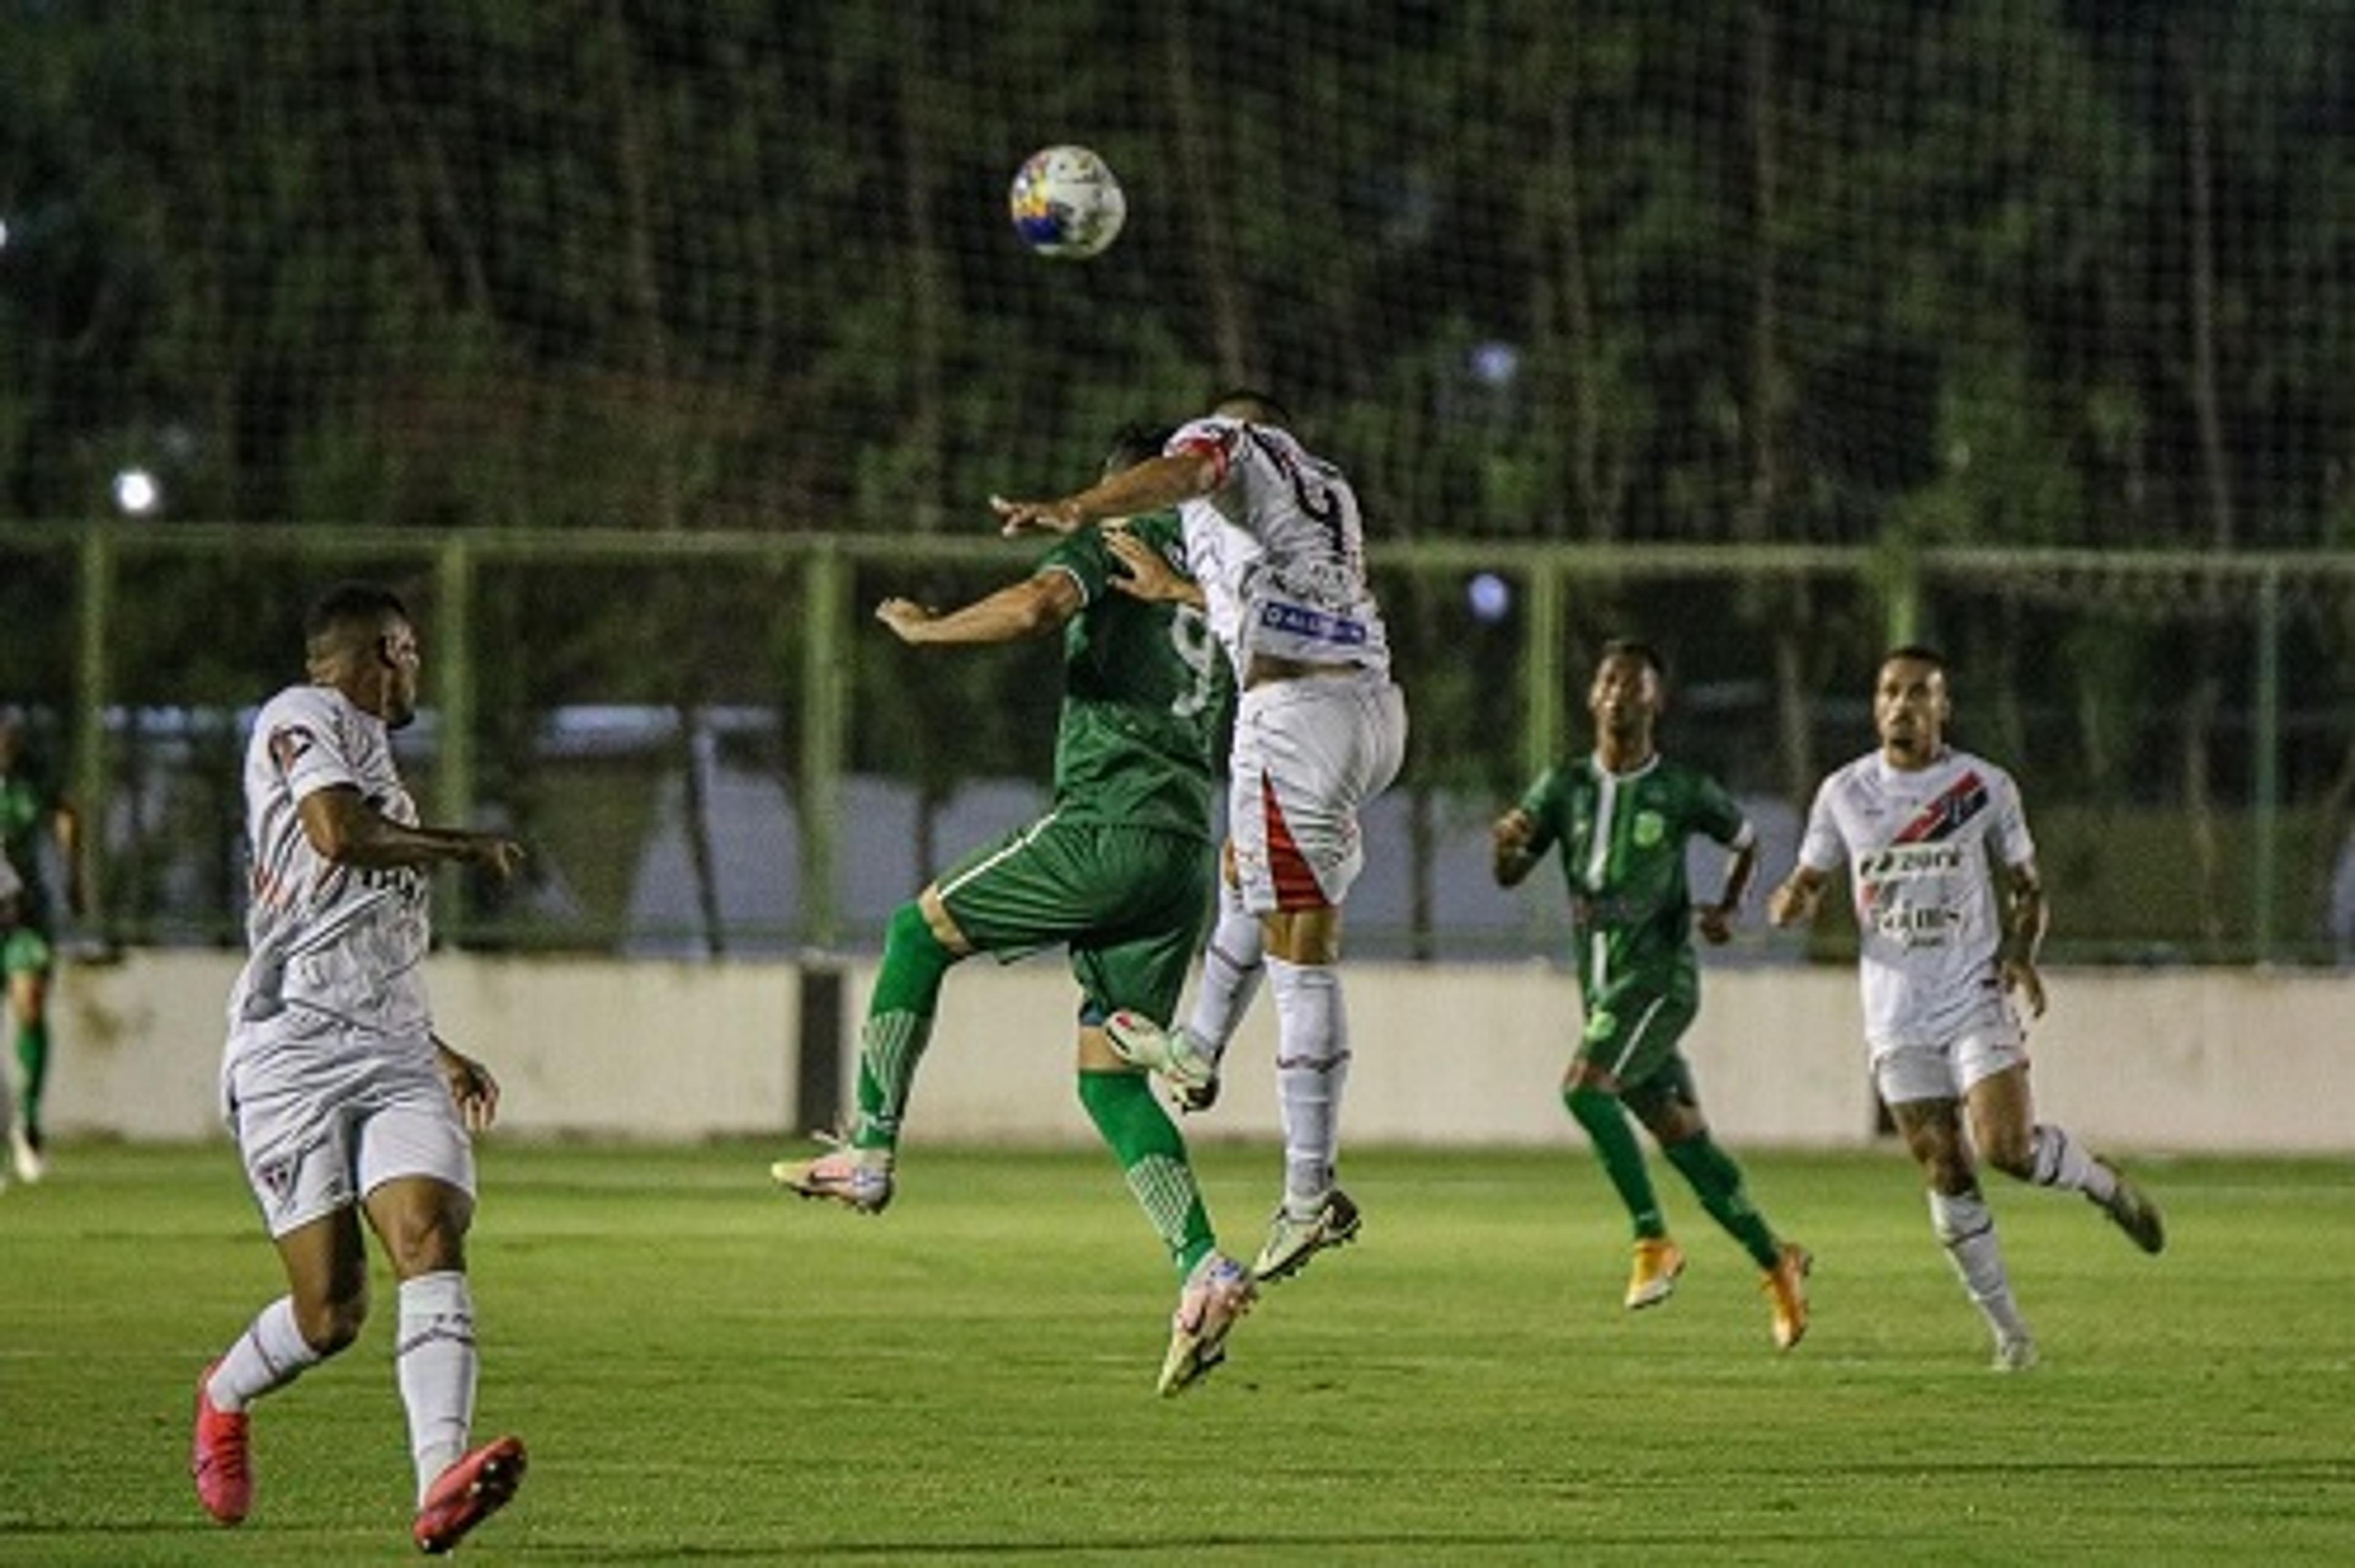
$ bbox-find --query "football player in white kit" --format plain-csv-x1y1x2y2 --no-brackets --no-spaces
1768,646,2164,1371
191,584,529,1553
995,391,1407,1285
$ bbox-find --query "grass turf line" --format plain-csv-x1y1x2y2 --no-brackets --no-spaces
0,1142,2348,1564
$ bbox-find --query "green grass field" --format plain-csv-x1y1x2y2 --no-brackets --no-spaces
1,1141,2349,1565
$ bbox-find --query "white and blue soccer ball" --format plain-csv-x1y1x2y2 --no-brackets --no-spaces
1009,145,1126,259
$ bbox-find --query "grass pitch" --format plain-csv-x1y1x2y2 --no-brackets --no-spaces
0,1140,2349,1564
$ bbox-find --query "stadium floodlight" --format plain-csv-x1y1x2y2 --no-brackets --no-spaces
112,467,160,516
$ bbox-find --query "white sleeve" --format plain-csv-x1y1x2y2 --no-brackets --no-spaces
1990,765,2037,868
260,689,360,805
1797,776,1847,873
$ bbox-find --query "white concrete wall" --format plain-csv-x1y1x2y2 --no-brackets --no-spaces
36,952,2354,1152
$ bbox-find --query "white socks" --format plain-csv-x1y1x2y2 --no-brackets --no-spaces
2029,1123,2116,1201
208,1296,327,1412
396,1271,479,1502
1184,884,1265,1061
1928,1188,2031,1343
1268,955,1349,1212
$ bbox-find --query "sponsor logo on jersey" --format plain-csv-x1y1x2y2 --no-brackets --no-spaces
1858,843,1969,880
1257,600,1369,646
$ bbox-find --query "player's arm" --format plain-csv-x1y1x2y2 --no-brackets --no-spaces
1102,526,1206,610
1491,807,1545,888
1766,863,1829,928
431,1033,501,1133
49,795,86,920
876,568,1084,646
992,449,1220,537
297,787,523,881
1997,856,2048,1019
1695,827,1759,946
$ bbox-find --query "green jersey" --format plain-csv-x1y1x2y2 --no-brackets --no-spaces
1037,514,1230,838
1518,754,1747,1001
0,770,63,928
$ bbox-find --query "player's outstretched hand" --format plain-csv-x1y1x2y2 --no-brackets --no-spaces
1694,902,1737,946
435,1040,502,1133
1103,526,1195,605
875,598,937,642
465,835,526,884
990,494,1082,537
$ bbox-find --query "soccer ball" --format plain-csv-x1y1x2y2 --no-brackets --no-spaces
1008,145,1126,259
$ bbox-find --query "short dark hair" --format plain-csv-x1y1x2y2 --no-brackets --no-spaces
1101,421,1175,476
304,582,410,652
1599,637,1666,681
1208,387,1292,427
1881,643,1947,673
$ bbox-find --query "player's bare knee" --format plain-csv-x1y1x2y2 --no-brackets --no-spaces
295,1289,368,1356
1982,1136,2036,1181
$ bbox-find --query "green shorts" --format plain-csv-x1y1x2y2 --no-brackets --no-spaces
2,924,52,978
933,814,1214,1027
1576,980,1698,1095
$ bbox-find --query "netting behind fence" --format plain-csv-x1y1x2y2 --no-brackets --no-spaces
4,527,2347,965
2,3,2349,548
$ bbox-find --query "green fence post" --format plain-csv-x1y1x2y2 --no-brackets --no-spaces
74,524,114,941
1523,555,1564,785
799,545,847,950
2251,564,2281,963
435,535,477,944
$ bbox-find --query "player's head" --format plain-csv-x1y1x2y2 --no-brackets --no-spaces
305,581,421,729
1209,387,1291,428
1874,644,1950,766
1101,421,1176,478
1589,638,1665,747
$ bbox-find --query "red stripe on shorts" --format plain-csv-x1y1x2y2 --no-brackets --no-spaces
1260,772,1328,910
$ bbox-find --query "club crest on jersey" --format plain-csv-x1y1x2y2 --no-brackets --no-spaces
253,1155,298,1212
1632,810,1666,848
268,725,316,774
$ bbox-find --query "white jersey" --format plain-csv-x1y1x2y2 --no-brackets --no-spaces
228,684,434,1039
1165,416,1390,680
1798,747,2035,1049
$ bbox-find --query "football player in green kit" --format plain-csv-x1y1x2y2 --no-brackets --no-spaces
0,710,86,1185
770,425,1253,1397
1492,640,1810,1350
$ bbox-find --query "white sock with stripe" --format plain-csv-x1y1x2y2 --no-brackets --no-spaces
396,1271,479,1502
209,1296,327,1412
1929,1188,2031,1344
1184,881,1264,1061
1268,956,1349,1213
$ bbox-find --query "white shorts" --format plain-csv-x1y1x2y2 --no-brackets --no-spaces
221,1014,475,1238
1869,1006,2028,1106
1228,673,1407,913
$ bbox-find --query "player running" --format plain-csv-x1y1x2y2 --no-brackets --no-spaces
1769,645,2165,1371
773,426,1253,1397
1493,640,1810,1350
191,584,529,1551
0,709,86,1185
994,391,1408,1288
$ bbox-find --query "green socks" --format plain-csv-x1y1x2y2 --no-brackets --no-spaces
1663,1131,1781,1270
1565,1084,1665,1239
849,904,958,1152
1078,1068,1214,1276
13,1019,47,1140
